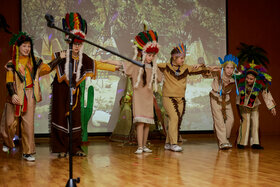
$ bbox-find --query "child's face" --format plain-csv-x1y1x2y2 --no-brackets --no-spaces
145,53,155,64
246,74,256,86
73,42,83,54
224,63,234,77
19,41,31,56
173,56,185,66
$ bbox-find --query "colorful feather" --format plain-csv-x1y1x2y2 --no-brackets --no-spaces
237,62,272,107
218,54,239,68
173,43,187,56
134,27,159,53
62,12,87,43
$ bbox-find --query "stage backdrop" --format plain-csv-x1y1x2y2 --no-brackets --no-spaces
21,0,226,133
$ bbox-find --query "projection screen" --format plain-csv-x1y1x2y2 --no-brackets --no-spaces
21,0,226,133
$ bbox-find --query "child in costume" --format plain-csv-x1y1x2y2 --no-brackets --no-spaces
236,63,276,149
1,32,64,161
157,43,209,152
128,29,163,154
103,28,162,154
49,13,118,157
206,54,239,150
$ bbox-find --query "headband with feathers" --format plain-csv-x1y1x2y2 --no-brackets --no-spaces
218,54,239,96
62,12,87,43
133,25,159,91
237,62,272,108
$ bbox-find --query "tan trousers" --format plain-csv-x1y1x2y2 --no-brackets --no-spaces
163,97,185,145
0,89,36,154
210,96,234,145
237,106,259,146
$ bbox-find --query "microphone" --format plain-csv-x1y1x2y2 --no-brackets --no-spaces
45,14,54,28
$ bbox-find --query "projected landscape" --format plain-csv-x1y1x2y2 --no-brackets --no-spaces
22,0,226,133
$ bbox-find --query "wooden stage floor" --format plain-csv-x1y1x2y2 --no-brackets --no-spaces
1,135,280,187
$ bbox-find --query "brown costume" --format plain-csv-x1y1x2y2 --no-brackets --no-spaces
50,52,115,153
1,56,55,154
158,63,209,144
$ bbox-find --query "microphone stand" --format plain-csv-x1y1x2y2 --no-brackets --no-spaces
45,14,143,187
66,36,78,187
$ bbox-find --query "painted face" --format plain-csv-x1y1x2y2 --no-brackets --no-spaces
145,53,155,64
73,42,83,54
224,63,234,77
246,73,256,86
173,56,185,66
19,41,31,57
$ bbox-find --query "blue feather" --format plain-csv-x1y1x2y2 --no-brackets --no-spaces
218,57,224,64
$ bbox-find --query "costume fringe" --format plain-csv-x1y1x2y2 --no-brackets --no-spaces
65,45,84,82
133,117,155,124
134,49,146,89
170,97,186,141
76,45,84,82
151,59,158,92
48,78,55,153
132,45,138,61
70,29,85,37
65,48,70,80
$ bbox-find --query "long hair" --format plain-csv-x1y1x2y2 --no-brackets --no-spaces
137,50,156,87
133,42,159,91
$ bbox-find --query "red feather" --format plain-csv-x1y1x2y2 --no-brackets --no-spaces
66,13,70,29
135,36,145,47
73,32,85,43
145,45,159,54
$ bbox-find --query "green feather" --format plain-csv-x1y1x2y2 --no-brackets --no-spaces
82,19,85,32
154,31,158,41
146,32,153,42
69,13,74,31
139,32,149,44
238,82,245,87
233,74,243,80
254,83,262,89
9,32,28,46
251,91,259,96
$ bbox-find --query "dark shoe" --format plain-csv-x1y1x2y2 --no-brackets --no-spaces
251,144,264,149
237,144,245,149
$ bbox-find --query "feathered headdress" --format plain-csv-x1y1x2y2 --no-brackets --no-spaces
218,54,239,68
9,32,35,72
133,25,159,91
62,12,87,43
134,26,159,55
172,43,187,57
237,62,272,108
169,43,188,76
218,54,239,96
